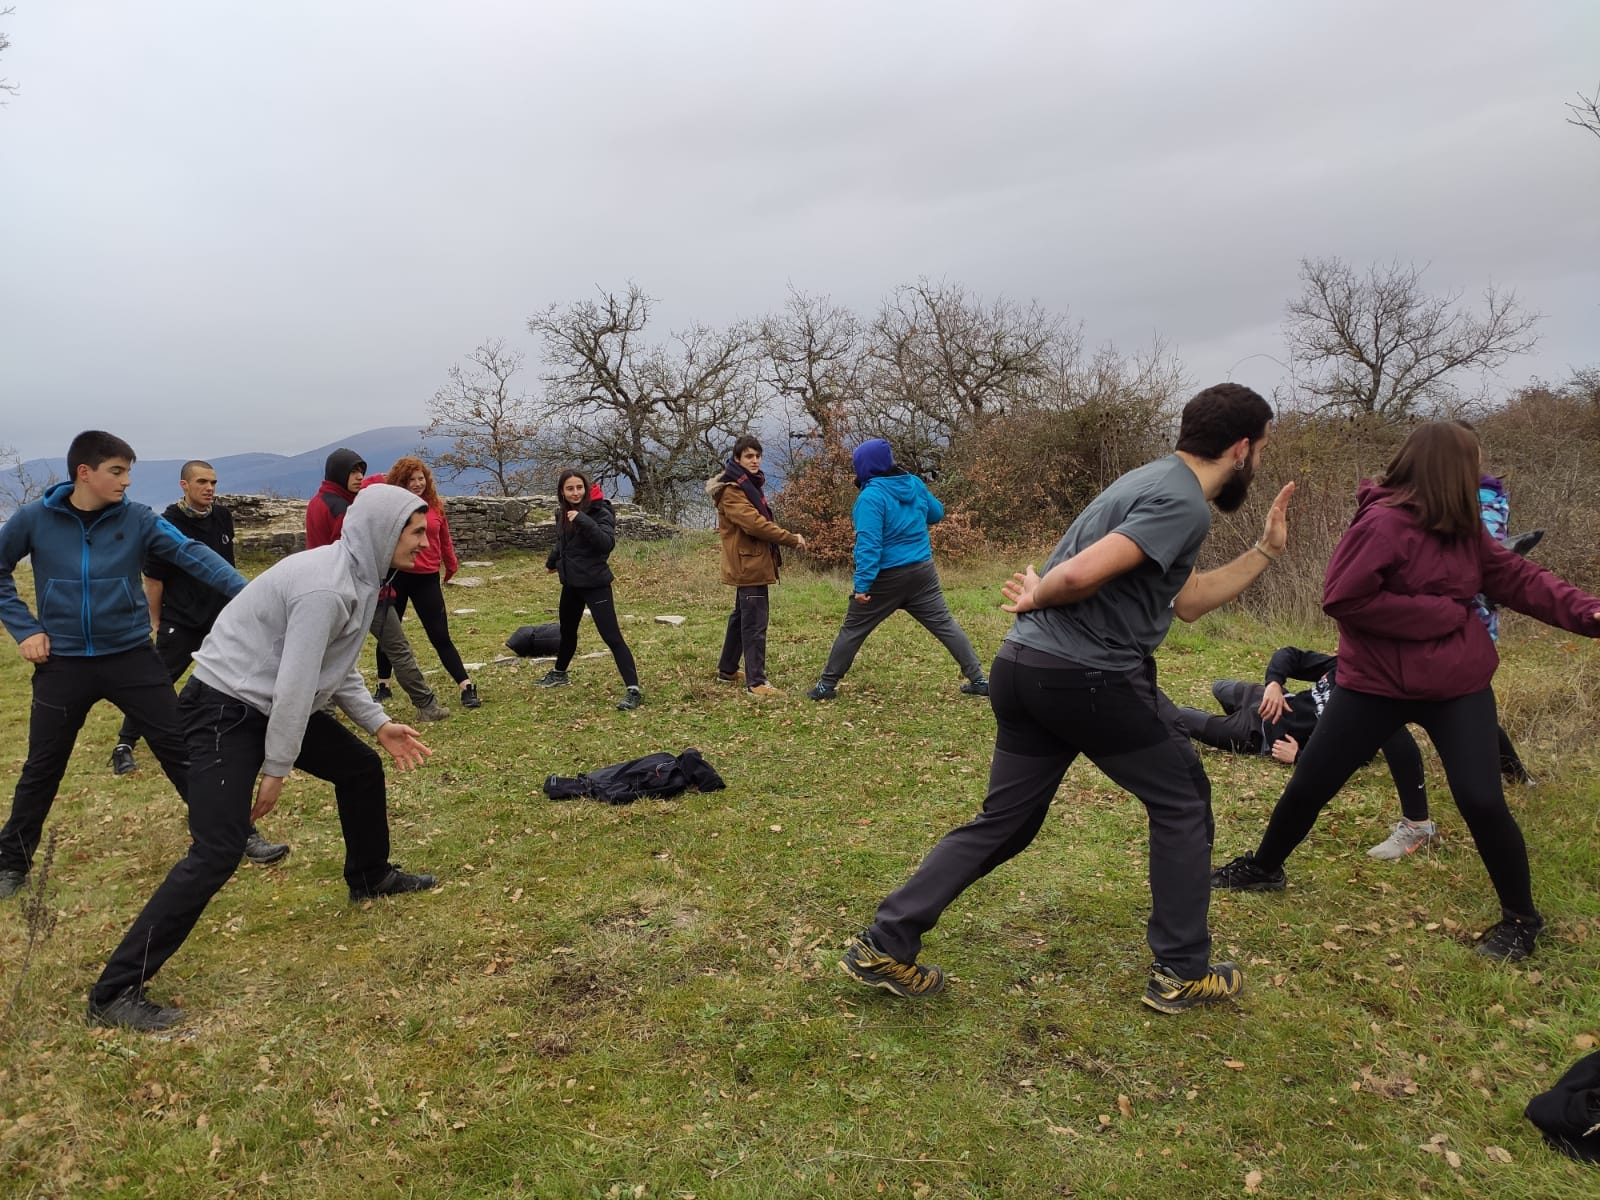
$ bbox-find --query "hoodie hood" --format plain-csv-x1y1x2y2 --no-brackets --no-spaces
341,482,427,590
852,439,897,486
324,447,366,485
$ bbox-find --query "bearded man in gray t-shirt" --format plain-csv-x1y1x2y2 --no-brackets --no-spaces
842,382,1293,1013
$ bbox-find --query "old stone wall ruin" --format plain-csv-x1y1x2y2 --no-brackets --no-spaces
218,494,680,558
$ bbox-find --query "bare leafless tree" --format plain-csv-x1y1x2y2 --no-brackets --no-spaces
0,443,54,515
420,339,544,496
0,9,17,102
1284,257,1540,420
758,288,865,442
527,284,763,520
1567,81,1600,141
858,279,1062,474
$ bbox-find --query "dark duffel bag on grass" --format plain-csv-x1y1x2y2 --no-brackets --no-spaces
506,622,561,657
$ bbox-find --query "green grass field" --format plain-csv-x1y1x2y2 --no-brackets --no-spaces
2,535,1598,1198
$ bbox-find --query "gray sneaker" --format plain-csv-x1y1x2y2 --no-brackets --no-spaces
0,868,28,899
1367,820,1439,861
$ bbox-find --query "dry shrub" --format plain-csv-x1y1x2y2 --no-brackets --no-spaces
928,508,987,562
1475,373,1600,592
937,395,1171,546
1206,412,1406,624
774,418,866,569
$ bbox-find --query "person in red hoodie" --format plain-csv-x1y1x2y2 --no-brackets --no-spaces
378,457,479,709
1212,421,1600,962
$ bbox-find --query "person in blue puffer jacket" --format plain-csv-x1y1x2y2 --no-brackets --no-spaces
0,431,247,897
807,439,988,701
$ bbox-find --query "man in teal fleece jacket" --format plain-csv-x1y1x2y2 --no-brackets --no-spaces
0,431,247,897
807,439,987,701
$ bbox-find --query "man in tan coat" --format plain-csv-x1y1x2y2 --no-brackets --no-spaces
705,436,805,695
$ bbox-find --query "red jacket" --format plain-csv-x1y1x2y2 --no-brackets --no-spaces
408,504,458,578
1323,481,1600,700
305,479,357,549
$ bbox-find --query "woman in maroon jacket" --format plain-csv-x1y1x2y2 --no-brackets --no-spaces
1213,421,1600,961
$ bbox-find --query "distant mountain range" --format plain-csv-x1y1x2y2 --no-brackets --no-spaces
18,427,512,507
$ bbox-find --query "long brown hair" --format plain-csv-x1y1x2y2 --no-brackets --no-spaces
1378,421,1481,539
385,456,443,511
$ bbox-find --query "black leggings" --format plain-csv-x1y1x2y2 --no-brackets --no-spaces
375,570,468,685
556,584,638,687
1253,687,1537,921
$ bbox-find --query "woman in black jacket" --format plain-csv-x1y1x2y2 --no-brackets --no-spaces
536,471,643,710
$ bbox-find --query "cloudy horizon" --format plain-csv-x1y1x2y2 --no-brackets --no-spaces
2,0,1596,462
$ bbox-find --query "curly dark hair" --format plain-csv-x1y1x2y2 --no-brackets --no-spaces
1174,383,1273,459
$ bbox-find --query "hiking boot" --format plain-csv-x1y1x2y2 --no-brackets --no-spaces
715,670,743,684
373,681,393,702
350,866,438,902
1367,819,1439,861
0,869,28,899
806,681,838,701
1211,852,1287,892
1141,962,1244,1014
110,743,137,776
242,828,291,867
746,683,782,697
839,934,945,998
87,986,185,1033
413,699,451,722
616,685,643,712
460,682,481,709
535,669,570,688
1474,915,1544,962
960,677,989,697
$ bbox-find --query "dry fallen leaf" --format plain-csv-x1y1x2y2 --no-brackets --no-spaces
1117,1094,1134,1119
1574,1034,1597,1051
1444,1149,1462,1169
1223,1059,1246,1071
1484,1145,1513,1164
1244,1168,1263,1193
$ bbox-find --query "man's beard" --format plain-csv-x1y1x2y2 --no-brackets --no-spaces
1213,460,1255,513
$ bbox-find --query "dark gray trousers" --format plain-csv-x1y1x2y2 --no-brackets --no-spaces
371,601,435,709
717,586,770,685
867,642,1215,980
818,559,983,687
1176,680,1267,754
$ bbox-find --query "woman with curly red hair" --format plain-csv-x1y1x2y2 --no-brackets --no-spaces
376,457,480,709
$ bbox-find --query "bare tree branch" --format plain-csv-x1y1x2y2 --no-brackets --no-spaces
0,443,56,515
757,287,865,441
1567,81,1600,141
1283,257,1540,420
527,284,764,520
855,279,1062,474
0,8,17,101
420,339,545,496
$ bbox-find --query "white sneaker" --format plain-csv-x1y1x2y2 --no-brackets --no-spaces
1367,820,1439,861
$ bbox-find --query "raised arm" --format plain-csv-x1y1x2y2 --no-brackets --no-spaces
1172,483,1294,622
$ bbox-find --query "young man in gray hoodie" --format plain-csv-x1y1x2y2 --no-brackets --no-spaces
88,483,440,1032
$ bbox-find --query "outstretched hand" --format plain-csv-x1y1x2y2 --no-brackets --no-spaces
377,723,433,771
1259,482,1296,557
1000,565,1042,614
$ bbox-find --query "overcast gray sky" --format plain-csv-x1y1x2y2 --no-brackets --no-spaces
2,1,1596,461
